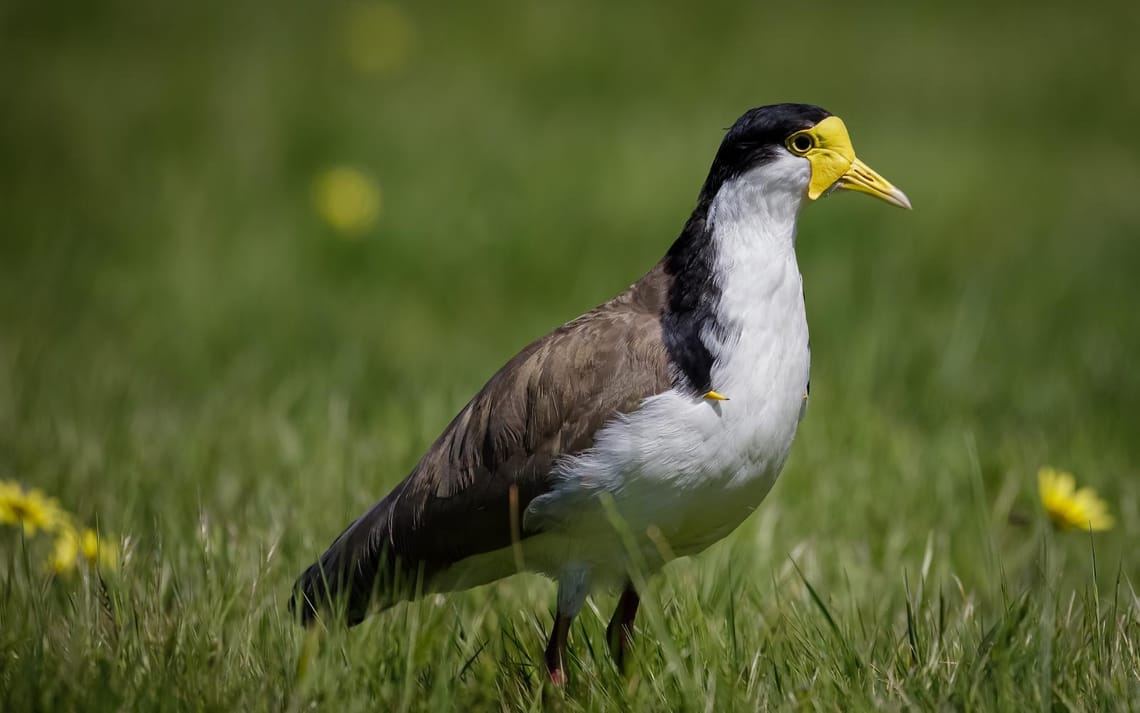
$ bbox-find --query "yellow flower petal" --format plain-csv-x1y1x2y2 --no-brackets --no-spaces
80,529,100,562
1037,466,1114,532
77,528,119,570
49,527,80,574
0,485,67,537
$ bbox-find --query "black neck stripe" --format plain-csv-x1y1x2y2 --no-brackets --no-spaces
661,196,721,395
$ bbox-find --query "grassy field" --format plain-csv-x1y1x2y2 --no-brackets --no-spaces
2,0,1140,709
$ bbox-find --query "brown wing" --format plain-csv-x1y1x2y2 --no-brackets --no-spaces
292,266,673,624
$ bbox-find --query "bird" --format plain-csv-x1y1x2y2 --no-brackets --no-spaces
291,103,910,684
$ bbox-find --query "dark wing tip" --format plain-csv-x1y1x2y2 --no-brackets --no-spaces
290,559,372,628
290,562,325,627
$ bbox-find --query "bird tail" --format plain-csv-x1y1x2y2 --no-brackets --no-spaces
290,497,419,627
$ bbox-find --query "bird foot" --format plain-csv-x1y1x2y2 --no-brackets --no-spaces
548,667,567,687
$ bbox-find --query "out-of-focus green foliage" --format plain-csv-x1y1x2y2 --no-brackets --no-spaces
1,0,1138,709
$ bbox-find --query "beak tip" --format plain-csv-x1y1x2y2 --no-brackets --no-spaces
892,189,913,210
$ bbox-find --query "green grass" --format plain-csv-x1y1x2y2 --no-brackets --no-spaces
2,0,1140,709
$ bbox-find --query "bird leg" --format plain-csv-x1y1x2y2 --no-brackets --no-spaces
544,611,572,686
606,584,640,671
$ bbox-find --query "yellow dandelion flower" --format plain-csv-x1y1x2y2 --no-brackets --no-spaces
80,528,119,571
0,482,67,537
342,2,416,75
49,526,81,574
1038,467,1114,532
312,166,381,235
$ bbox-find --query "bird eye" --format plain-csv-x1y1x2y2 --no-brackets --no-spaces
788,133,814,155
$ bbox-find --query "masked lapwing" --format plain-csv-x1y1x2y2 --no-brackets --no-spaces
292,103,910,684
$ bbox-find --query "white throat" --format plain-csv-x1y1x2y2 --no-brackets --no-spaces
707,155,808,261
702,156,811,376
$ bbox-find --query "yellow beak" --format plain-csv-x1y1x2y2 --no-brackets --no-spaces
836,158,912,209
788,116,911,210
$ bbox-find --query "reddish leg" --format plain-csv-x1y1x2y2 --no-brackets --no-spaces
606,584,640,671
544,612,572,686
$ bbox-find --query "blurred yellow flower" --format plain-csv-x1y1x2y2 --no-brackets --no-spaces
0,481,66,536
312,166,381,235
49,527,81,574
342,2,416,75
48,527,118,574
2,479,118,574
1038,467,1114,532
81,528,119,570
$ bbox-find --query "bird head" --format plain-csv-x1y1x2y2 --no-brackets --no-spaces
704,104,911,211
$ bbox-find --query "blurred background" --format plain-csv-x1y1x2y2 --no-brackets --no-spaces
1,0,1139,703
